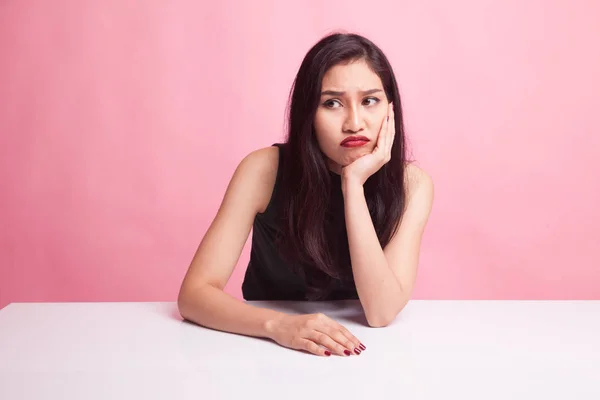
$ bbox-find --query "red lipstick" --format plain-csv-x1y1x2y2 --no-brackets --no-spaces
340,135,370,148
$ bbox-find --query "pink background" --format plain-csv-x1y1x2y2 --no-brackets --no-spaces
1,1,599,309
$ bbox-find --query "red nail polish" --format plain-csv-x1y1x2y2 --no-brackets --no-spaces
359,343,366,350
354,348,361,355
344,350,351,356
324,351,331,356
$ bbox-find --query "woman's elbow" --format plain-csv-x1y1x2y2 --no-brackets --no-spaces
365,302,408,327
366,314,394,328
177,291,190,321
177,285,199,321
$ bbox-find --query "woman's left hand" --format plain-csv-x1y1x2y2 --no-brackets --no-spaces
341,102,395,187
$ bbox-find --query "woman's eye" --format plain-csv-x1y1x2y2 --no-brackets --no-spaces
323,98,379,108
323,99,342,108
363,97,380,106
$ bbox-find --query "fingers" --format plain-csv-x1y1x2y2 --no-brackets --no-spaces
334,323,365,353
386,102,392,141
375,113,388,154
321,327,362,355
376,102,393,159
295,338,332,357
387,103,395,157
313,318,365,356
297,314,367,357
306,330,352,356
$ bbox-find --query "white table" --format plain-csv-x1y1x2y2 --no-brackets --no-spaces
1,300,599,399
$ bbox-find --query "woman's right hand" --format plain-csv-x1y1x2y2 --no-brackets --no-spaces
266,313,366,357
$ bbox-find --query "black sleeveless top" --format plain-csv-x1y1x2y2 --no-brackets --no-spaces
242,143,359,301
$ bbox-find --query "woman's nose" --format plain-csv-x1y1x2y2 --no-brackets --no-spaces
343,107,363,132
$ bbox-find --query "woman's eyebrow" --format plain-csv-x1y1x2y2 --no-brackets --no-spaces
320,88,383,96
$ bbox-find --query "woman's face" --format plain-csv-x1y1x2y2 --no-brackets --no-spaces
314,59,390,174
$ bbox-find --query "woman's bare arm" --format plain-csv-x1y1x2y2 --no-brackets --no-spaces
178,146,365,357
177,147,286,338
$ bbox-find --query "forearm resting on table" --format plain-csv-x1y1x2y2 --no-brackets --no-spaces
178,284,286,339
343,182,408,327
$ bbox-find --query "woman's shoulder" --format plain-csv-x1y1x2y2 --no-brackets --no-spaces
237,145,280,214
404,163,434,200
240,145,280,172
402,163,434,222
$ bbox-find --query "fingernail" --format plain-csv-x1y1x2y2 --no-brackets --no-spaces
344,350,351,356
354,348,361,355
324,351,331,356
359,343,366,350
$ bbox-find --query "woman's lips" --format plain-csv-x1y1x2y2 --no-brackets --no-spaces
340,135,370,147
341,140,369,148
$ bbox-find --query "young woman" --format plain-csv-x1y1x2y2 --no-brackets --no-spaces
178,32,434,357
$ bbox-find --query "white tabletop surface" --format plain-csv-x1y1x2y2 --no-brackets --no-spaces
0,300,599,399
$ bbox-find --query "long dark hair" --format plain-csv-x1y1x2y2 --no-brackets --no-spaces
277,32,408,300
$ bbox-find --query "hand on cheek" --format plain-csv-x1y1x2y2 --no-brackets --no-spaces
341,102,395,186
